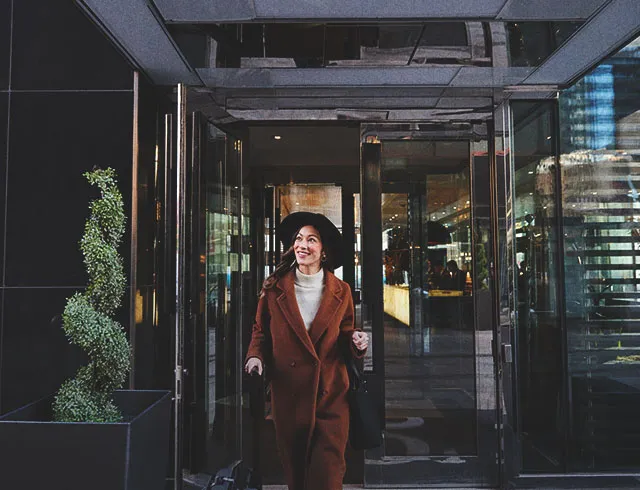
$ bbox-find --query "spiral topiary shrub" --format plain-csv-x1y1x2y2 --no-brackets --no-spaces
53,168,130,423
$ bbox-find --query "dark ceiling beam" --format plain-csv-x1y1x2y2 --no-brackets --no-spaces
152,0,607,23
225,108,493,122
197,67,534,89
224,96,492,110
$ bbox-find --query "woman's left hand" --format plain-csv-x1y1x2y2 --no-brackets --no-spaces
352,331,369,351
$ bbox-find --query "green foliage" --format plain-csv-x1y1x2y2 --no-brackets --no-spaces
53,168,130,423
475,242,489,290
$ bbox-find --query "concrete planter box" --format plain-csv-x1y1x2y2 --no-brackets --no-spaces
0,390,171,490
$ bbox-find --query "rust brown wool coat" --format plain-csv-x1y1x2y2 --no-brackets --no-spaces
246,269,365,490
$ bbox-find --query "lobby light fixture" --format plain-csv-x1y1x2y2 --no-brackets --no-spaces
274,135,282,140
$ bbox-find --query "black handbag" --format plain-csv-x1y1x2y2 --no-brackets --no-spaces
346,357,383,450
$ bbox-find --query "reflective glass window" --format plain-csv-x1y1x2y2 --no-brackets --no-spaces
511,101,563,472
560,35,640,472
507,22,583,67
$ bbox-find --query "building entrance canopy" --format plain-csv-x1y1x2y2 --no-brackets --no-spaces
78,0,639,121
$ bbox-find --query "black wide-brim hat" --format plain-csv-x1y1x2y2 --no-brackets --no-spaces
277,212,344,269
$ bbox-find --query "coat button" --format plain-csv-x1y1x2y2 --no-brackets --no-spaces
290,361,296,367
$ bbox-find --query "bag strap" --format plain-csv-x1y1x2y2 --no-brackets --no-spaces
346,355,363,389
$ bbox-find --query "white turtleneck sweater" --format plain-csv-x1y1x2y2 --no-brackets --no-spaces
294,268,325,331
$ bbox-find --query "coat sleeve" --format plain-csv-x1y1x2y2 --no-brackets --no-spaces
339,283,367,360
245,292,272,365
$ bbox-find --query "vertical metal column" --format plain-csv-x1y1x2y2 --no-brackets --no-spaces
487,117,505,486
341,187,356,291
360,142,383,377
235,138,244,460
174,83,187,490
360,141,385,480
551,97,571,471
129,71,139,389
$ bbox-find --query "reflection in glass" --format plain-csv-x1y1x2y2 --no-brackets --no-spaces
507,22,583,67
211,22,482,68
204,127,243,469
560,35,640,471
381,141,476,457
511,101,563,472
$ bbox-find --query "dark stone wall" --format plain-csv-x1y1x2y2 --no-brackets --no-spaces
0,0,137,414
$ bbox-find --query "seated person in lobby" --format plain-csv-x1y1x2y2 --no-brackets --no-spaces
444,260,466,291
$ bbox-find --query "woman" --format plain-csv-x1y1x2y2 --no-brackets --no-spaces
244,212,369,490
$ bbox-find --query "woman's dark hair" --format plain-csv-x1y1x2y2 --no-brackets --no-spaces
260,225,334,296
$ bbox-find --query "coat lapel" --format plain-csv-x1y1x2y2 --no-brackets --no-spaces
276,271,319,360
308,271,344,346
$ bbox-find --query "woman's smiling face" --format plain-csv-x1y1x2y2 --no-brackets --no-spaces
293,225,324,273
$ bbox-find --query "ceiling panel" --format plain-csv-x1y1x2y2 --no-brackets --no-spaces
78,0,199,85
525,0,640,85
497,0,607,21
249,125,359,167
152,0,256,22
198,67,460,88
253,0,505,20
154,0,506,23
153,0,604,23
449,67,533,86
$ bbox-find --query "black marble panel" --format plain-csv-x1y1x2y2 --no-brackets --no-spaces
133,285,172,391
11,0,132,90
136,82,162,288
0,0,10,89
0,287,87,414
0,282,134,415
5,92,133,287
0,93,7,285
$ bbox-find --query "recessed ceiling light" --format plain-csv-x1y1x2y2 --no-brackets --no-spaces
274,135,282,140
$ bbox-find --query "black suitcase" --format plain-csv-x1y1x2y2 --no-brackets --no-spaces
209,373,264,490
208,460,256,490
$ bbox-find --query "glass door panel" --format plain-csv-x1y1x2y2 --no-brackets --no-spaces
510,101,565,473
381,164,476,459
171,92,249,485
362,126,499,487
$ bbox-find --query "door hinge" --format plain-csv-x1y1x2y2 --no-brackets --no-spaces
501,343,513,363
175,365,183,400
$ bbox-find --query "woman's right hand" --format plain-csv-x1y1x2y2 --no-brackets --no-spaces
245,357,263,376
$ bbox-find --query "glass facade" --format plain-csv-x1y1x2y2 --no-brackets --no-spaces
560,35,640,472
201,125,246,472
507,33,640,476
